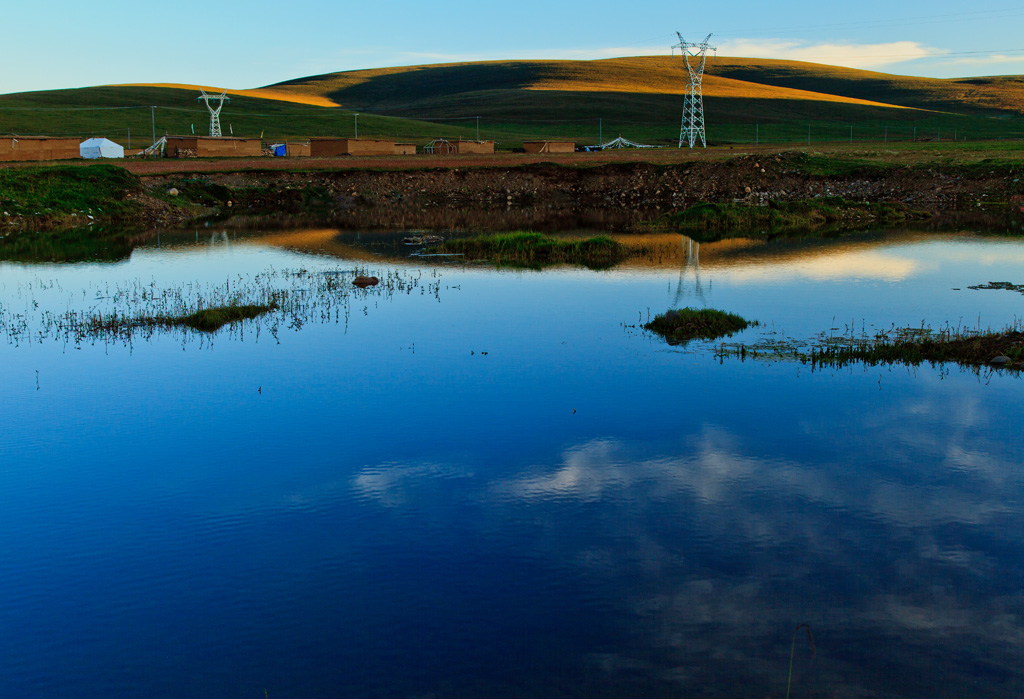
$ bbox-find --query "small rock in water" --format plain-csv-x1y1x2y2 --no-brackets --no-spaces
989,355,1011,365
352,276,380,287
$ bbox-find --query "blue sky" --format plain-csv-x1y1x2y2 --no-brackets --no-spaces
2,1,1023,94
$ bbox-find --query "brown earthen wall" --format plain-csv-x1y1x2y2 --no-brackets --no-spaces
196,138,262,157
0,137,81,162
310,138,395,157
394,143,417,155
164,137,199,158
165,136,261,158
452,140,494,154
523,141,575,154
286,142,311,157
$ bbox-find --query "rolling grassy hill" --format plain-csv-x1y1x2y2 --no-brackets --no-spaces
1,56,1022,148
266,55,1024,116
262,56,1024,142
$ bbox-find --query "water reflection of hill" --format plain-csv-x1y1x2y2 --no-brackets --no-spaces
249,227,961,284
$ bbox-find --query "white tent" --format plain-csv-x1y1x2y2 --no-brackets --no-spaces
80,137,124,159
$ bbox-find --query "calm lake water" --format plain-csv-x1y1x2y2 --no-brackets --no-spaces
1,227,1022,698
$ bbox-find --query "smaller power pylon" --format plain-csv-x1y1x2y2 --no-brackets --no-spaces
197,90,230,137
672,32,716,149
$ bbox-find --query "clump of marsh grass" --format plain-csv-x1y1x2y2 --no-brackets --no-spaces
644,307,755,345
75,302,278,334
717,320,1024,371
0,266,446,348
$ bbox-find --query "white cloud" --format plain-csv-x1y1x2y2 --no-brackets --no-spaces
933,53,1024,67
291,38,1024,83
314,39,944,73
716,39,943,69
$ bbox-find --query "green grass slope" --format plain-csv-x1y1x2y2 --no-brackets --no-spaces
261,56,1024,142
707,57,1024,116
2,56,1022,148
266,55,1024,117
0,85,480,145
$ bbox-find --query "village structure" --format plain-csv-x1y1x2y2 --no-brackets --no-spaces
0,81,601,161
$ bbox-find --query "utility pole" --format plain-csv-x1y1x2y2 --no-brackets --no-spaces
808,124,811,146
884,126,887,144
850,125,853,144
475,116,480,141
672,32,716,148
354,113,358,139
755,123,759,145
151,106,156,146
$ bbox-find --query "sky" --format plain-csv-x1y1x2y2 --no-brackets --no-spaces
1,1,1023,94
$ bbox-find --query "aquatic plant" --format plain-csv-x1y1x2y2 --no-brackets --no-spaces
786,624,816,699
173,303,278,331
0,266,445,348
808,327,1024,369
716,321,1024,371
644,307,754,344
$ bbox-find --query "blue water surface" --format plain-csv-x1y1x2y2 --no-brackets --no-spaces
1,229,1022,698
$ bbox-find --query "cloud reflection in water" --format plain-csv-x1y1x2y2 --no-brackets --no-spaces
351,383,1024,696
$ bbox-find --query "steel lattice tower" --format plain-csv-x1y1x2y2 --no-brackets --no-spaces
197,90,230,137
672,32,715,148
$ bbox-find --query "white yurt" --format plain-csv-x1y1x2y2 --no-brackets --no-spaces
79,137,124,159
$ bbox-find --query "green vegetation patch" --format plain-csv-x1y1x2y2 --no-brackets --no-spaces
718,324,1024,370
86,302,277,334
0,164,142,219
792,154,890,177
429,231,627,269
662,198,926,241
809,328,1024,369
169,177,234,206
171,304,276,331
644,307,754,344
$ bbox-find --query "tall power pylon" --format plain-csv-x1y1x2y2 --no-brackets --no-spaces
197,90,230,137
672,32,716,149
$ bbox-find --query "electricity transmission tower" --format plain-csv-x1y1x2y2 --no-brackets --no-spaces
197,90,230,137
672,32,715,148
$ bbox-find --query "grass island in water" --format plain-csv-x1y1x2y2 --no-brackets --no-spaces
718,324,1024,371
644,308,755,344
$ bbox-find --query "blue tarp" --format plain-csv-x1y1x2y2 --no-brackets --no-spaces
273,144,287,157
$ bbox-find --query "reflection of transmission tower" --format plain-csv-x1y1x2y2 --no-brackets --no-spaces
197,90,230,137
674,237,706,305
672,32,716,149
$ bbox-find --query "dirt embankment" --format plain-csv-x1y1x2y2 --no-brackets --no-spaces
141,153,1024,227
4,152,1023,233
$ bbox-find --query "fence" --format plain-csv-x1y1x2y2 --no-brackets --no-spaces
2,104,1023,149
